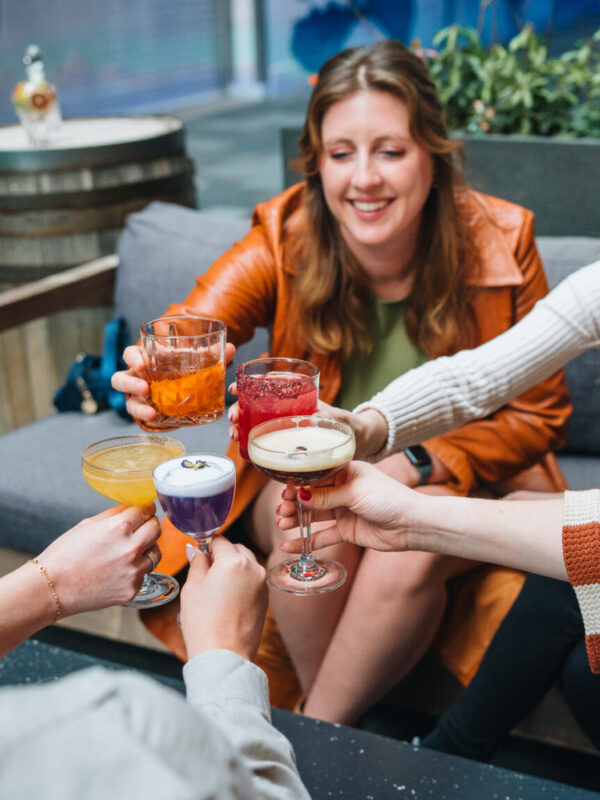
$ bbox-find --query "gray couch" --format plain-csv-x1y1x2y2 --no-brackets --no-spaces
0,201,598,555
0,200,599,753
0,204,267,556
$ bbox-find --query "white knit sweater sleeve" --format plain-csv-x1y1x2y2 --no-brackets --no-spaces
354,262,600,459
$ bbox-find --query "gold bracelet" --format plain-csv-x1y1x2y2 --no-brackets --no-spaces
28,559,62,622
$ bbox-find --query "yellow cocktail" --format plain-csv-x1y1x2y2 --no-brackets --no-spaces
82,440,184,504
81,434,185,608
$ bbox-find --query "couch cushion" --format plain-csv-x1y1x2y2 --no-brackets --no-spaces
557,454,600,492
536,236,600,287
0,203,272,555
0,411,230,555
537,236,600,456
114,201,270,389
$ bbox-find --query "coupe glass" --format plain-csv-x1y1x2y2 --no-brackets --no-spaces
81,434,185,608
153,452,236,556
248,415,355,595
235,357,319,461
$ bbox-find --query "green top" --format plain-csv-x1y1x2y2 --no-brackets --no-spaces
336,296,427,411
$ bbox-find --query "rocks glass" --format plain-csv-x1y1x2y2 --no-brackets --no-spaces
141,316,226,428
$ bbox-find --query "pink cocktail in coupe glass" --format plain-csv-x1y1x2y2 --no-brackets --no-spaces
235,357,319,461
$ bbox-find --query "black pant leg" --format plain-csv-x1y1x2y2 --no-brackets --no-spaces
423,574,583,760
559,638,600,751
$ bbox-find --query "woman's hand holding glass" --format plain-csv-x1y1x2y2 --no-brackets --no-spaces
38,504,161,614
276,461,568,581
227,393,389,462
111,342,237,427
0,505,161,660
276,460,421,554
180,536,268,662
314,402,389,461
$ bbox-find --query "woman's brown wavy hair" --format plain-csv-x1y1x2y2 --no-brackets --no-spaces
291,39,477,359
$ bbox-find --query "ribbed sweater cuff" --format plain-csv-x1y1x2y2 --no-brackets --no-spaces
353,370,447,459
563,489,600,673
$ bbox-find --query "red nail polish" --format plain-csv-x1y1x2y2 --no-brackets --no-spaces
275,503,282,514
299,488,312,501
281,489,287,499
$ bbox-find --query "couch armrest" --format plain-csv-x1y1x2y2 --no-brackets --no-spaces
0,255,118,333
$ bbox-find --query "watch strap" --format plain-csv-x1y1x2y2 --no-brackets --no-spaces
403,445,432,486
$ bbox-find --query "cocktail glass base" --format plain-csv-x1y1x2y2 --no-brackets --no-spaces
267,557,347,595
124,573,180,609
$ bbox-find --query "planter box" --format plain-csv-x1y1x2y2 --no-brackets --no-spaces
281,128,600,237
457,133,600,237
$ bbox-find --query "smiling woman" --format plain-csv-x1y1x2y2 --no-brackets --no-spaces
291,42,475,364
110,40,570,729
319,90,433,296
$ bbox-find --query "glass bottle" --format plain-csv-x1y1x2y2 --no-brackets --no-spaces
11,45,62,146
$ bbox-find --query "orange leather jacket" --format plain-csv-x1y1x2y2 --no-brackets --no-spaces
148,183,571,682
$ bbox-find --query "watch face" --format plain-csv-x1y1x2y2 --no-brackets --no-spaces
404,446,432,486
405,445,431,466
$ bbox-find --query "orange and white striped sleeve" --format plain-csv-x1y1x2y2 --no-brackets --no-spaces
563,489,600,673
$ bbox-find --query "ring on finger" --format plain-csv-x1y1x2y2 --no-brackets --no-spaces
145,550,159,572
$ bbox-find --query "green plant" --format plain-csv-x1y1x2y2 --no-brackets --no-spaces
421,25,600,137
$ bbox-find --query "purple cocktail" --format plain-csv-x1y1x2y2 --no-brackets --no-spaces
153,453,235,554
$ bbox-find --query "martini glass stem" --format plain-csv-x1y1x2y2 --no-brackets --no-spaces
290,500,325,580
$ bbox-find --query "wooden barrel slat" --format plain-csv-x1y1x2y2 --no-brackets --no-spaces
0,173,196,212
0,230,120,269
0,184,196,236
0,117,196,283
0,155,194,199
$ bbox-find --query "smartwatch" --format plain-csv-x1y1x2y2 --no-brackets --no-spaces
403,445,432,486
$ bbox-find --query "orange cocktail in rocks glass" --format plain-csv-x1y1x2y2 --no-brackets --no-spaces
141,316,226,428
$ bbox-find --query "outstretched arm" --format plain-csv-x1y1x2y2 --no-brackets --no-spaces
0,504,160,657
354,262,600,459
278,461,567,580
247,263,598,461
180,537,310,799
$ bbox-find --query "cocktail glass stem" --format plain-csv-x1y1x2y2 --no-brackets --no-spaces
137,575,154,595
193,535,213,556
290,500,326,580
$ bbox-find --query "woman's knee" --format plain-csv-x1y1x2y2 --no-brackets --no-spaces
360,549,449,604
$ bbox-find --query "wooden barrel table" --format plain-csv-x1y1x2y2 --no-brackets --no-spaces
0,116,196,283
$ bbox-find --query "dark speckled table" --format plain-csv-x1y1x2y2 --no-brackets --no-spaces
1,632,598,800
